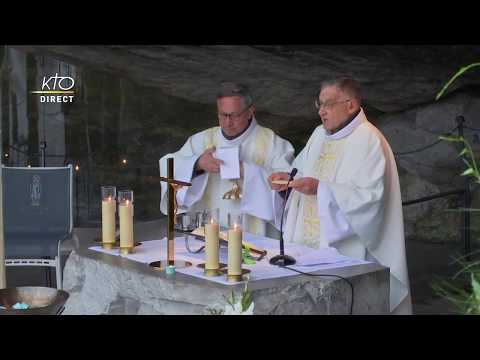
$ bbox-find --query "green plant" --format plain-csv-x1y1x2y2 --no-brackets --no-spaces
205,281,254,315
242,244,256,265
431,254,480,314
436,63,480,101
439,134,480,182
433,63,480,314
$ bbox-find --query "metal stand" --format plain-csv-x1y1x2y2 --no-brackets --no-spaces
40,141,47,167
457,116,472,261
270,186,296,266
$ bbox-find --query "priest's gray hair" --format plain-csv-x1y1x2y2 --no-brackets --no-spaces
320,77,362,104
217,82,253,107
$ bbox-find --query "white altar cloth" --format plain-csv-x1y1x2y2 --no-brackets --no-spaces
89,232,371,286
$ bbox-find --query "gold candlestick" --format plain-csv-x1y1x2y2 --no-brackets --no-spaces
150,158,193,271
118,190,134,255
101,186,116,250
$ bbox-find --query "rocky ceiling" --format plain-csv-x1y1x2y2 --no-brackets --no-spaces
12,45,480,117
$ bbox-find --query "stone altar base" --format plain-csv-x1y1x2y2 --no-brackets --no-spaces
62,219,389,315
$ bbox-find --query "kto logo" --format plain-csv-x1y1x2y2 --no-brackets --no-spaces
31,73,75,103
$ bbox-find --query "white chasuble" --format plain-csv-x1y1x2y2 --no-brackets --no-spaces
160,117,294,237
282,109,412,314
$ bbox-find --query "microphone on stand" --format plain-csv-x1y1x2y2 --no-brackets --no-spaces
270,168,297,266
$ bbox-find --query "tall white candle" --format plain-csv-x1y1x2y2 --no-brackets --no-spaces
102,197,116,244
119,200,134,249
227,223,242,276
205,219,219,269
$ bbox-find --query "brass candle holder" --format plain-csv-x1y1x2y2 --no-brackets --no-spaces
221,268,251,282
103,242,115,250
120,246,133,255
196,262,227,277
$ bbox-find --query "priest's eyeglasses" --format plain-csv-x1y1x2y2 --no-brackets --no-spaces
218,105,251,120
315,99,351,110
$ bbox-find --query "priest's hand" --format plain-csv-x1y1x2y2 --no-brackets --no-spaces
289,177,319,195
197,147,224,173
268,172,290,191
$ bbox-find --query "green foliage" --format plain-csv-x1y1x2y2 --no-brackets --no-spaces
439,135,480,183
206,281,254,315
225,282,253,312
436,63,480,100
240,283,253,312
432,255,480,314
242,244,256,265
434,62,480,314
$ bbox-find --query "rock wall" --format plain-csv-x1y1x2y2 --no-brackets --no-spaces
378,89,480,244
4,45,480,247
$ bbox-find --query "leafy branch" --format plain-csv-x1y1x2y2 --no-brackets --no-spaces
436,62,480,100
242,244,256,265
205,281,254,315
225,282,253,312
439,135,480,183
433,62,480,314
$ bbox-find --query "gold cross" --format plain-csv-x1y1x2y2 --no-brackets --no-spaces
159,158,192,265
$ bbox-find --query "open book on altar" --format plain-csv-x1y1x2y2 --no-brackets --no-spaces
191,226,267,258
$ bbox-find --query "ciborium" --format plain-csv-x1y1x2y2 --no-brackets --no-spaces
222,179,242,200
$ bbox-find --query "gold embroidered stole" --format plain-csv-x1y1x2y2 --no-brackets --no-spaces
203,125,272,165
302,138,346,246
202,125,272,234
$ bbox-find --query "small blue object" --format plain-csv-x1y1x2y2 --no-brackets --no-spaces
13,302,30,310
166,265,176,275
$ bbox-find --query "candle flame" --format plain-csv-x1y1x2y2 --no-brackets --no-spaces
126,200,130,205
107,196,112,201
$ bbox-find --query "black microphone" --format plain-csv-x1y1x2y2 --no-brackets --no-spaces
285,168,297,198
270,168,297,266
288,168,298,180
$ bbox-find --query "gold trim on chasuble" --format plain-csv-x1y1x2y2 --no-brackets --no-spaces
202,126,272,234
249,127,272,234
302,139,346,247
201,127,220,210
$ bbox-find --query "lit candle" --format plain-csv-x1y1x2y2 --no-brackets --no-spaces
101,186,116,249
227,222,242,276
118,191,134,253
102,197,116,243
205,218,219,270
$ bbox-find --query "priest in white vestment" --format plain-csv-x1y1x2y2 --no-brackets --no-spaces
269,77,412,314
160,82,294,237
